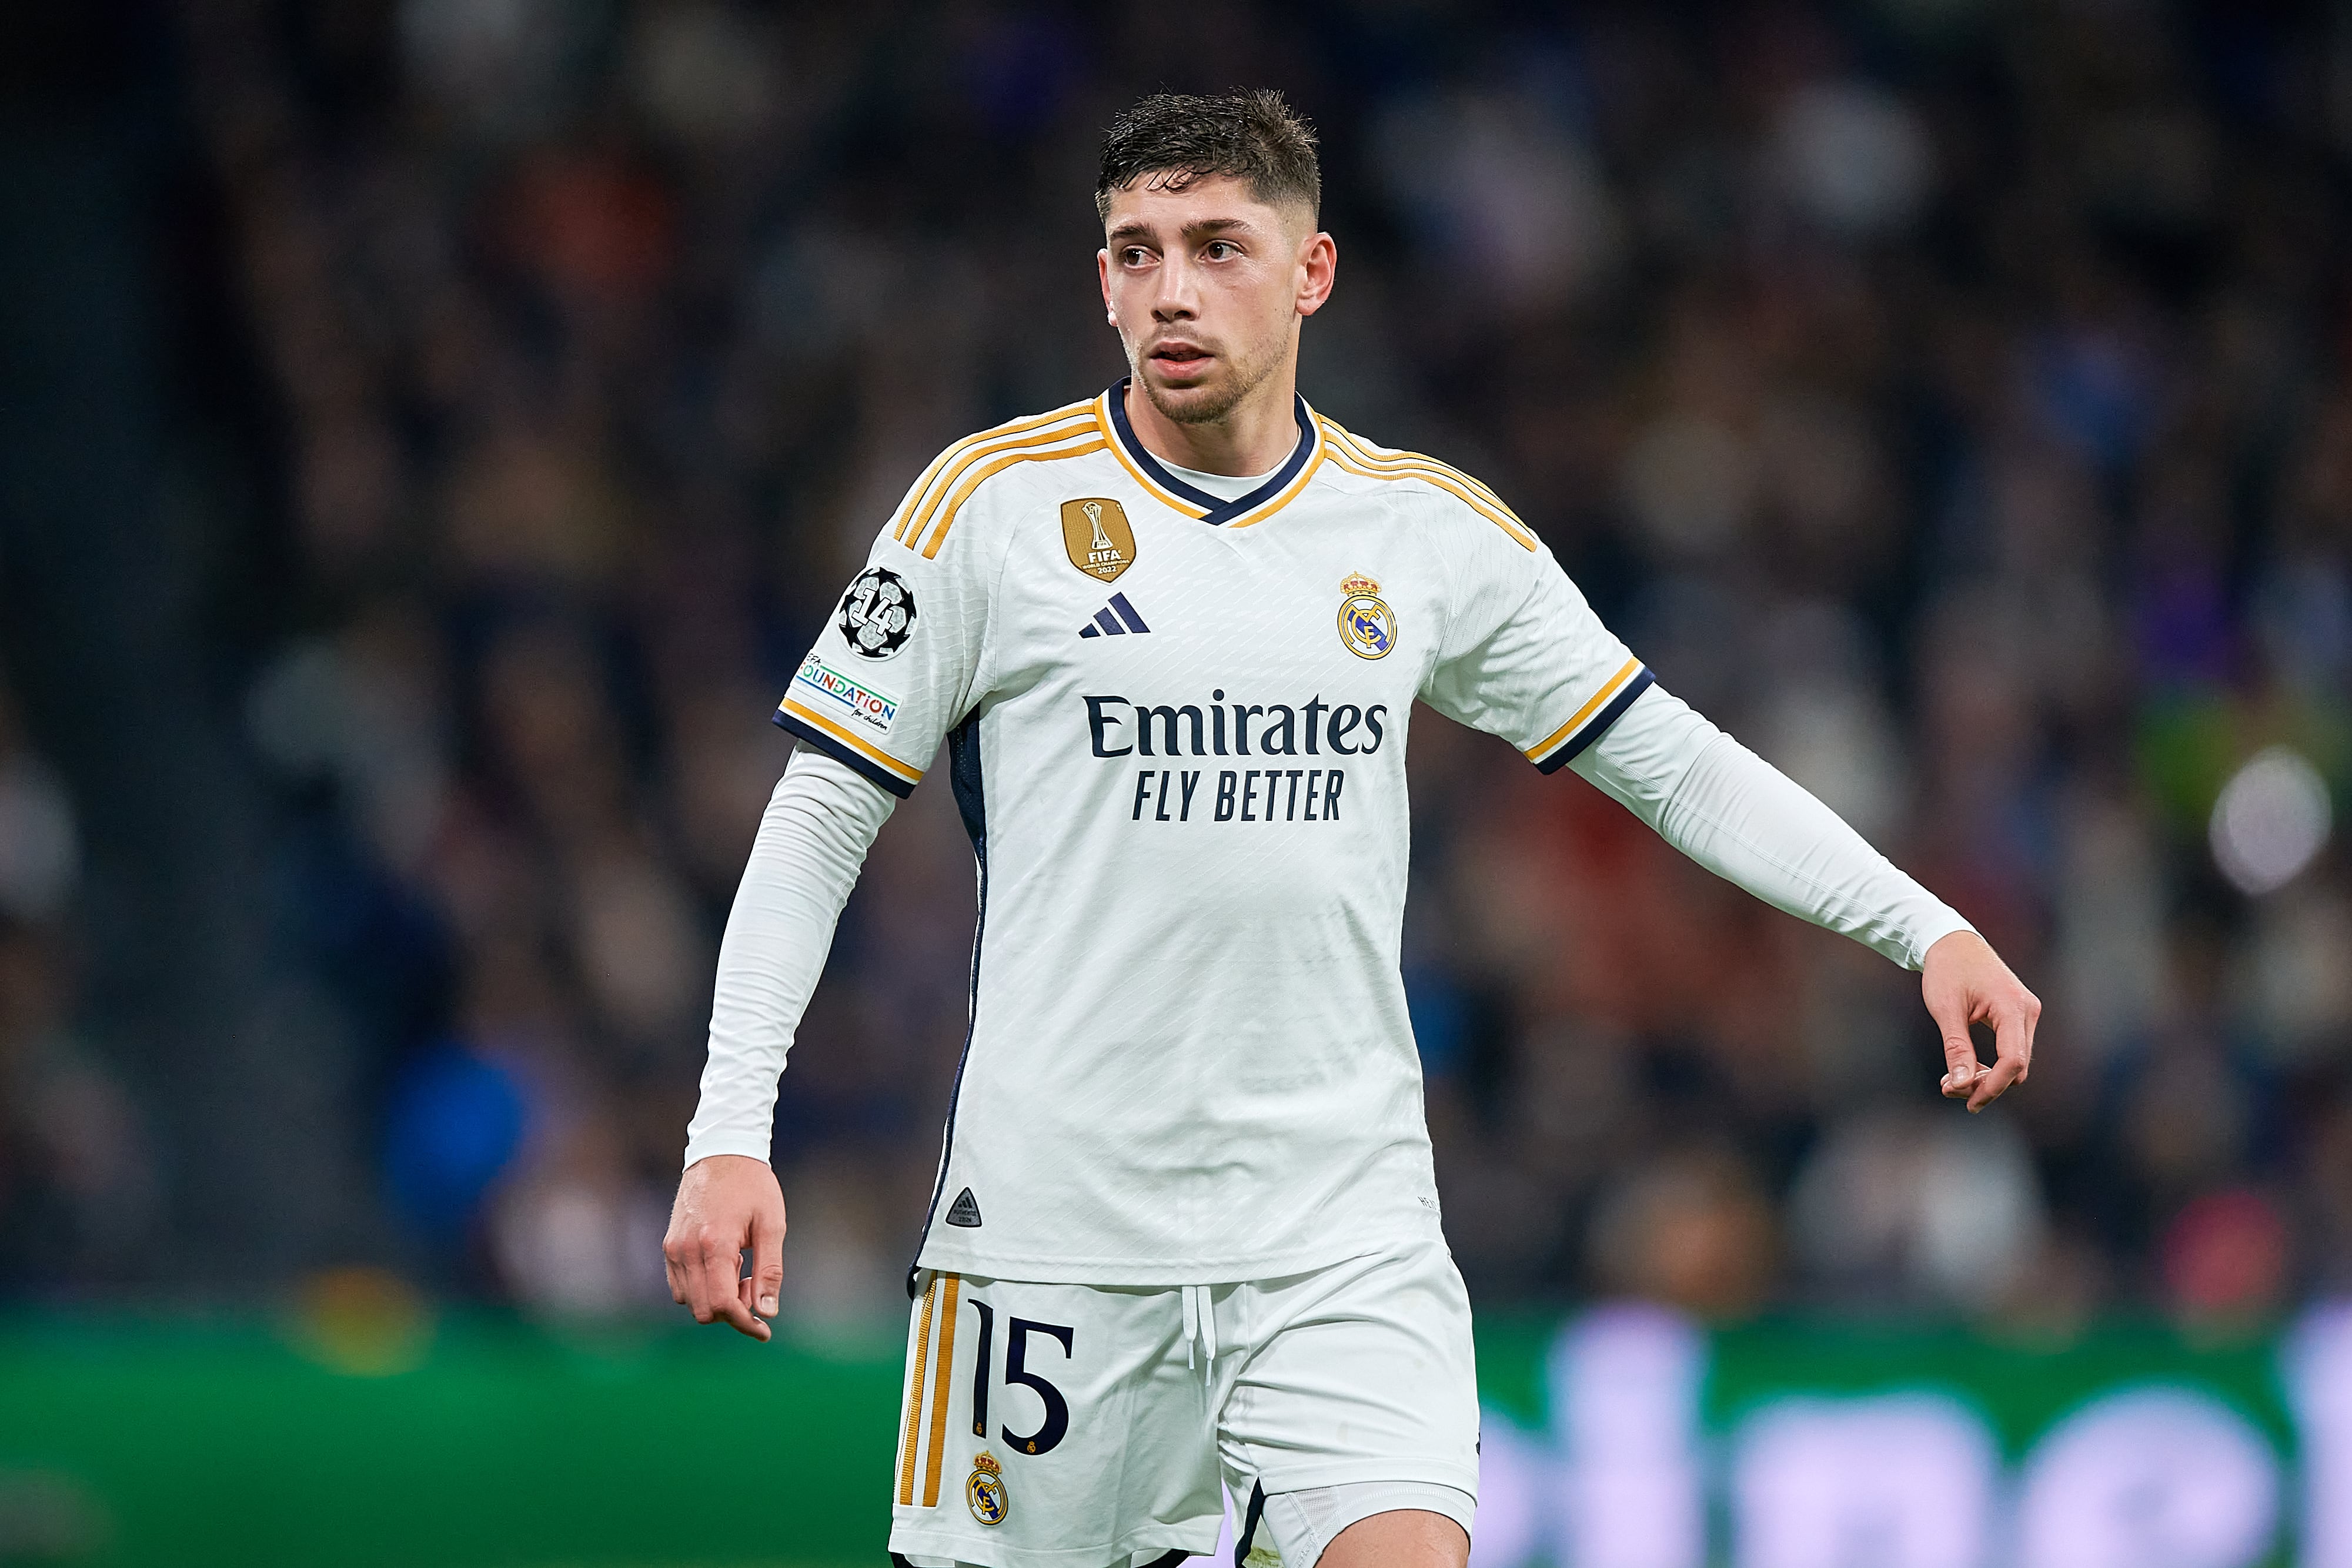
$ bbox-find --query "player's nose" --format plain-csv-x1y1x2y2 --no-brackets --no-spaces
1150,260,1200,319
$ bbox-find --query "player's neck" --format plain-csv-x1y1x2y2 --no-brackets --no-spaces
1122,365,1300,477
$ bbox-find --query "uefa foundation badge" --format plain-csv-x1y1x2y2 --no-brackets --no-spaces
966,1450,1009,1526
1338,571,1395,659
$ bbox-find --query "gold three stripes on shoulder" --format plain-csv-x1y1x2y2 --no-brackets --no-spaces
891,403,1105,559
881,404,1533,556
1318,418,1538,551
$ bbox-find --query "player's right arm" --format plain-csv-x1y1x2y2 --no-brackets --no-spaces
665,748,894,1339
664,422,1017,1339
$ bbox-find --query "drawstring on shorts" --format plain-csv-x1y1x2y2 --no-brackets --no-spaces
1181,1283,1217,1383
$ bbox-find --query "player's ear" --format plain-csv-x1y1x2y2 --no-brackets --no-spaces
1097,248,1115,326
1295,230,1337,319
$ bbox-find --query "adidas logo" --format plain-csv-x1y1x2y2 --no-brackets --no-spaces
1077,593,1151,638
945,1186,984,1228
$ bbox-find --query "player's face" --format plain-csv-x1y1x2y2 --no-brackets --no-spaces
1097,175,1334,427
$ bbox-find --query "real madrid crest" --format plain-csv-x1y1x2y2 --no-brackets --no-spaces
1338,571,1396,660
1061,497,1137,583
966,1450,1010,1526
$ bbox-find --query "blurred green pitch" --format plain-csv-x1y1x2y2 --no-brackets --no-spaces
0,1307,901,1568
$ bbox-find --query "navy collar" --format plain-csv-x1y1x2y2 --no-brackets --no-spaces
1104,377,1316,526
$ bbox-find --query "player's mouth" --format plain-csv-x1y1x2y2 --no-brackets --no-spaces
1148,343,1215,381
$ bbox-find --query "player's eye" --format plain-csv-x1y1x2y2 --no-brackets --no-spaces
1121,247,1153,267
1204,240,1239,260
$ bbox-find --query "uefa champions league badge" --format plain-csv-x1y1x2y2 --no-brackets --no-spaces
966,1450,1009,1526
839,566,917,658
1338,571,1395,660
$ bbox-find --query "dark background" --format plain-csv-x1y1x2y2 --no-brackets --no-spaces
3,0,2348,1340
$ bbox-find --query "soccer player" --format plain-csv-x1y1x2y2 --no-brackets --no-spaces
664,90,2039,1568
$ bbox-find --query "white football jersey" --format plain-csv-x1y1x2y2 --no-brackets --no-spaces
776,382,1651,1284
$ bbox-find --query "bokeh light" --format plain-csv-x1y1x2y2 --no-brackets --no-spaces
2209,746,2333,897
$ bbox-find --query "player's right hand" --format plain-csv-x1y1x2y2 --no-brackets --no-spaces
663,1154,787,1342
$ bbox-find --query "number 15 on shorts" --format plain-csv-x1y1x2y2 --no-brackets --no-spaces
898,1274,1077,1515
970,1299,1075,1456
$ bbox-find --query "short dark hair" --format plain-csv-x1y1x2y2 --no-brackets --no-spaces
1095,89,1320,226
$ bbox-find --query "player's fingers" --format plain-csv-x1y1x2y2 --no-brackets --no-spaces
1926,988,1980,1099
1966,1004,2033,1113
724,1297,770,1340
724,1288,772,1340
695,1234,740,1325
699,1236,769,1339
733,1273,775,1339
2014,989,2042,1085
1965,1049,2024,1112
676,1230,723,1323
749,1206,786,1321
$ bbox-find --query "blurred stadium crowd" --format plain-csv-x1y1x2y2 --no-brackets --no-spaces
4,0,2351,1331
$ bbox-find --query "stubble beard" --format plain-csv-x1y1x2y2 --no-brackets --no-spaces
1135,331,1282,427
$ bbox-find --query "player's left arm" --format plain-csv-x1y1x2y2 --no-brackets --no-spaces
1416,496,2036,1112
1571,684,2039,1112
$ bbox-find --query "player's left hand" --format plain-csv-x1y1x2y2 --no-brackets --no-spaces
1921,929,2039,1114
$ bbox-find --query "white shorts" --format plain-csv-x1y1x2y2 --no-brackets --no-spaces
884,1240,1480,1568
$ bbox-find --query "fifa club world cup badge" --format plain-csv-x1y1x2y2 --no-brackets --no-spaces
965,1450,1009,1526
1060,497,1137,583
839,567,916,659
1338,571,1396,660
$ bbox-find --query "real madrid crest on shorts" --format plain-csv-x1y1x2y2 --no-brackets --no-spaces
1060,497,1137,583
965,1450,1009,1526
840,567,917,659
1338,571,1396,660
